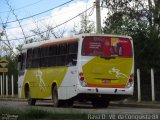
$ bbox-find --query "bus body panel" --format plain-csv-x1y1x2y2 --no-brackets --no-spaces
20,67,67,99
19,66,79,100
58,66,79,100
82,57,133,88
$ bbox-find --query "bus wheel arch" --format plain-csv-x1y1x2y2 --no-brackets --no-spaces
51,83,59,107
24,83,36,106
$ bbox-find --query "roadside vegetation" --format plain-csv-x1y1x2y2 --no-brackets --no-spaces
0,107,88,120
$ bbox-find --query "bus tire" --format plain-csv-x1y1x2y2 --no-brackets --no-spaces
92,99,109,108
25,86,36,106
52,85,58,107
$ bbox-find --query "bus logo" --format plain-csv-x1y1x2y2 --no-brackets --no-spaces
109,67,128,79
36,69,46,91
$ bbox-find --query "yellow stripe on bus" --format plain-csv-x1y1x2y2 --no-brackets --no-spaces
21,66,67,98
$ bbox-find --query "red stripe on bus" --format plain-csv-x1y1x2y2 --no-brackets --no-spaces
40,38,79,47
87,83,126,88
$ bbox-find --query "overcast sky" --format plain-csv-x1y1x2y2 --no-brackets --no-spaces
0,0,108,43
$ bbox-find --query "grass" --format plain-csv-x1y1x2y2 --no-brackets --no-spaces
0,108,88,120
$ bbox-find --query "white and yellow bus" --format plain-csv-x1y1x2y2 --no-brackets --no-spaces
18,34,134,107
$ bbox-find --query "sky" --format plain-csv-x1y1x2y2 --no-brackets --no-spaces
0,0,108,45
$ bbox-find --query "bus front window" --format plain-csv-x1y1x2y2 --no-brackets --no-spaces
82,36,132,58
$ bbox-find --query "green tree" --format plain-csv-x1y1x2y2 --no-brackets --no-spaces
102,0,160,69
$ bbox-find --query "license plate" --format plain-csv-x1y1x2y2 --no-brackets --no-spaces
102,79,111,83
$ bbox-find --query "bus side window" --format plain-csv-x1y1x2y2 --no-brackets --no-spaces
48,45,57,67
40,47,48,67
69,42,78,54
32,48,40,68
67,42,78,66
49,45,57,56
57,44,67,66
20,53,26,70
26,49,32,68
60,44,68,54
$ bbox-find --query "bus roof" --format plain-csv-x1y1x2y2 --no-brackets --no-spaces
22,33,132,51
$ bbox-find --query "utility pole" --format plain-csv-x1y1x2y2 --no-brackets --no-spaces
95,0,101,33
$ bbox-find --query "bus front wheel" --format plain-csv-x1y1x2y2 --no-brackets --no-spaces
25,87,36,106
52,85,58,107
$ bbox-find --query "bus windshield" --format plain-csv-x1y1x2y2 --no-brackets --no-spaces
82,36,133,58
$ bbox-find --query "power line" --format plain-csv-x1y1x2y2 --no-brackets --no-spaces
5,5,85,30
6,16,50,29
0,0,74,25
0,5,94,41
0,0,44,14
5,0,27,41
0,11,16,55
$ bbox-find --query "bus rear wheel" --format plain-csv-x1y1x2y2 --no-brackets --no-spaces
26,87,36,106
52,85,58,107
92,99,109,108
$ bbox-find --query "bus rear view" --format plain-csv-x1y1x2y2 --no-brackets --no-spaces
77,35,134,107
